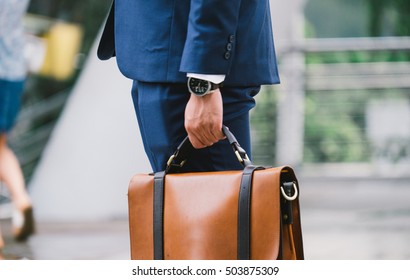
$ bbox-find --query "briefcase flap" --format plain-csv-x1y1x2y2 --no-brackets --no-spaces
128,167,285,260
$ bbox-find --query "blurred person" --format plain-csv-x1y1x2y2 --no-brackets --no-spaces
0,0,34,251
98,0,280,172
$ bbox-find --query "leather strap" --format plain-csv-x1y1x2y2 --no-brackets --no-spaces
237,165,265,260
153,171,166,260
166,125,251,173
222,126,252,167
165,135,195,173
281,182,295,225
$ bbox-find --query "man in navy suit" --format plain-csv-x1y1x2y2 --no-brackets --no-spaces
98,0,280,172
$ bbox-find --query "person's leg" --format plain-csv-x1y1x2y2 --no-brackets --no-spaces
0,134,34,241
0,79,31,211
0,79,34,241
0,135,31,211
131,81,260,172
0,224,4,251
131,82,188,172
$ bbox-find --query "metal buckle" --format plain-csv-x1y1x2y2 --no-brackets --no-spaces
166,154,187,168
234,150,250,163
280,182,298,201
235,150,244,163
166,154,176,167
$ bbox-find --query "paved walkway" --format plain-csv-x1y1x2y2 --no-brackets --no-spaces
1,175,410,260
301,175,410,259
0,218,129,260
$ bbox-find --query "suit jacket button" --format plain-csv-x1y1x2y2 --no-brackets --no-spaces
226,43,232,51
224,52,231,60
229,35,235,43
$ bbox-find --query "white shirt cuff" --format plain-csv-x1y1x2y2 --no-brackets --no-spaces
187,73,225,84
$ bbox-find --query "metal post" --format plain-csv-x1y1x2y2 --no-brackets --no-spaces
271,0,307,168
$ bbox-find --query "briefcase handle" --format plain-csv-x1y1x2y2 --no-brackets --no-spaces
166,125,252,172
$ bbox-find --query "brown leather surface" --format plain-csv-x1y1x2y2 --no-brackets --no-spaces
163,171,242,259
128,167,303,260
128,174,154,259
250,169,281,259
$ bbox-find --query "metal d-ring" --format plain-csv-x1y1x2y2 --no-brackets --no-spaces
166,154,187,168
234,150,250,163
166,154,176,167
280,182,298,201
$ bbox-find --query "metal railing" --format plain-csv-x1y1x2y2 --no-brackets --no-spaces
278,36,410,54
252,36,410,170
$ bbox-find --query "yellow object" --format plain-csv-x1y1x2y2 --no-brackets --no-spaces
39,22,83,80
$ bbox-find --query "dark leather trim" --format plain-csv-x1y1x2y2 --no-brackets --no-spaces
153,171,166,260
237,165,265,260
281,182,295,225
222,126,252,166
167,125,251,173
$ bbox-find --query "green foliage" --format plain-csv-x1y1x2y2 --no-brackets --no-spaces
366,0,410,36
306,0,410,38
305,0,368,38
303,47,410,163
304,87,410,163
251,86,278,165
394,0,410,36
366,0,389,37
304,91,370,162
306,51,410,65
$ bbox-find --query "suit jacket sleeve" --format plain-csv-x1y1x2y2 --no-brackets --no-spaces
179,0,242,75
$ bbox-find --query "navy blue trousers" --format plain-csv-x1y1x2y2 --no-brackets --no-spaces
131,81,260,173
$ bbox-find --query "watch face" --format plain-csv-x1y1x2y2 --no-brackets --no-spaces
188,78,211,96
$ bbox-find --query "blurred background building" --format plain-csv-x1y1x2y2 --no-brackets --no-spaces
1,0,409,259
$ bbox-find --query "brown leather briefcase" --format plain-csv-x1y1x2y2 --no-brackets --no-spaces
128,126,304,260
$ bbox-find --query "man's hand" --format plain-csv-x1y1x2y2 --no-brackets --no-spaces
184,89,225,149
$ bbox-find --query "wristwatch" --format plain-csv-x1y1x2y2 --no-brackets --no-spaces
187,77,221,97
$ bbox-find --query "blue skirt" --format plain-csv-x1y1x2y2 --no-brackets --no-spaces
0,79,25,133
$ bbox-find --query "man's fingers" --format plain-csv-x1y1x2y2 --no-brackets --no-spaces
187,126,224,149
188,130,215,149
184,89,224,149
210,127,225,141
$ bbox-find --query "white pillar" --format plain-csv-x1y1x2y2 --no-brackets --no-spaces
29,35,151,222
271,0,307,168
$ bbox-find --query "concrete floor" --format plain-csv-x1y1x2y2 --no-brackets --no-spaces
301,175,410,259
0,218,129,260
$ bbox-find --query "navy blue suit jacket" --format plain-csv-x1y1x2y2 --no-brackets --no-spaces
98,0,280,86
